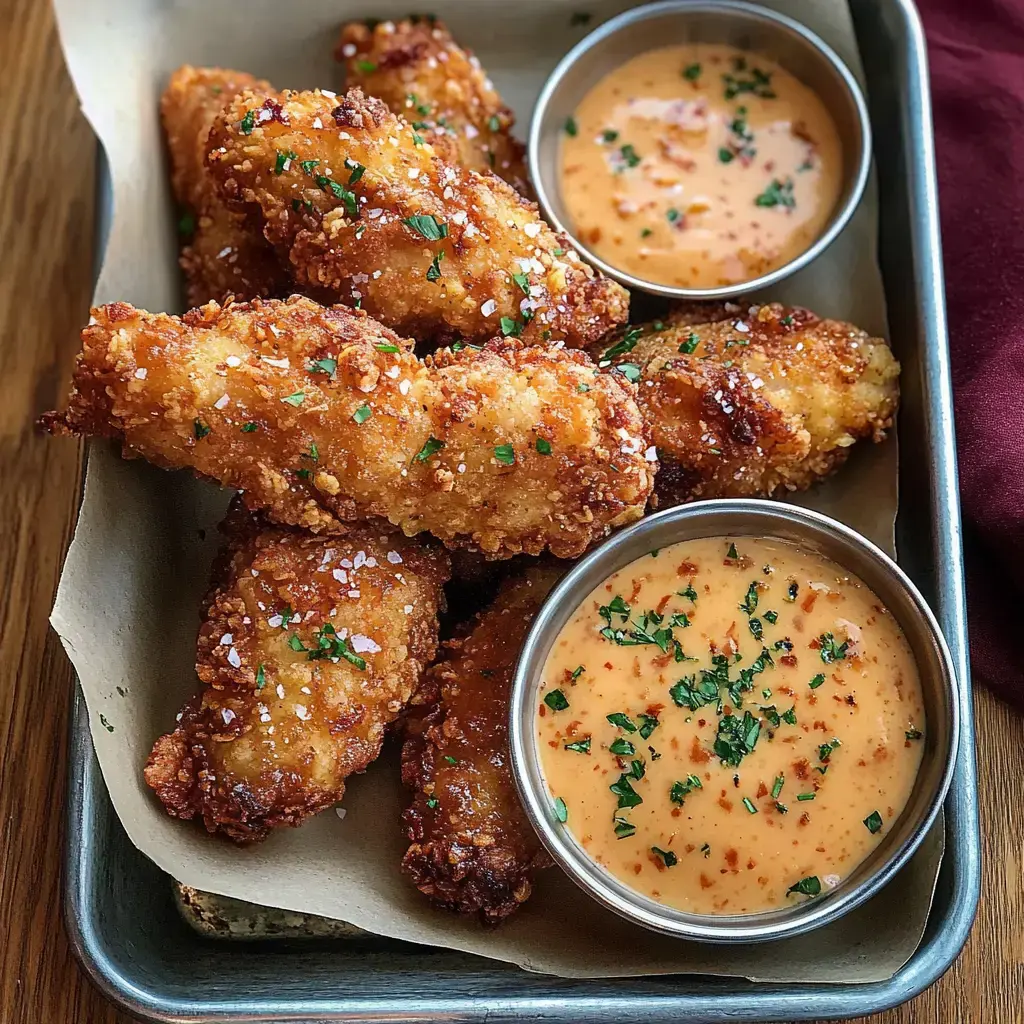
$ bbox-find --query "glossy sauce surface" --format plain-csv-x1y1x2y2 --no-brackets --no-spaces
559,43,843,288
537,536,924,915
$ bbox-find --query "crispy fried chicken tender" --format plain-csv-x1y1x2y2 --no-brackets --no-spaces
205,88,627,347
43,296,653,556
593,302,899,505
402,568,556,923
161,66,289,307
144,505,450,842
336,17,531,196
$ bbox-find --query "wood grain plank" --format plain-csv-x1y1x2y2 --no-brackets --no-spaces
0,3,1016,1022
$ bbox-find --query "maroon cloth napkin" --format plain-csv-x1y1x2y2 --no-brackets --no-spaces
921,0,1024,706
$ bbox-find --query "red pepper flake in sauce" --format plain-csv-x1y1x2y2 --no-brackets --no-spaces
535,535,925,916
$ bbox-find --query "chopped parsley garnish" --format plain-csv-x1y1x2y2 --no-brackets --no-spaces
346,159,365,184
426,795,439,809
193,419,211,440
352,405,372,425
641,227,653,238
669,775,702,804
564,736,591,754
289,623,366,670
809,673,826,689
553,797,568,822
178,211,195,235
494,443,516,465
739,581,759,614
616,362,642,383
818,738,841,762
775,802,789,814
787,876,822,897
669,613,690,629
412,132,426,146
487,114,500,132
599,596,630,622
748,617,763,642
742,797,758,814
239,109,256,135
609,737,635,757
718,147,734,164
609,774,643,809
763,610,778,625
628,760,646,780
677,332,700,354
864,810,883,834
760,705,780,728
314,175,358,216
613,817,636,839
781,313,796,325
499,316,522,337
601,128,619,143
355,59,378,73
651,847,677,867
255,664,266,688
413,436,445,462
771,775,784,799
376,343,400,353
570,664,585,681
402,214,448,240
781,706,797,725
302,443,319,462
535,438,552,455
274,149,298,174
679,583,698,602
544,688,569,711
300,159,320,174
281,391,305,407
512,271,530,294
619,143,641,168
606,711,637,732
755,177,796,209
426,250,444,281
443,755,457,764
577,382,589,392
638,713,660,739
786,581,799,601
701,843,711,858
666,207,681,224
682,62,702,81
906,726,923,741
818,632,849,663
714,710,761,767
726,542,739,560
564,116,578,136
723,65,776,100
602,325,643,360
310,357,337,376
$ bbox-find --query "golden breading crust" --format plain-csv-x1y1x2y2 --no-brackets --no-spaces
336,17,532,196
161,66,290,308
401,568,556,923
205,87,628,347
42,296,654,557
592,302,900,505
144,504,450,842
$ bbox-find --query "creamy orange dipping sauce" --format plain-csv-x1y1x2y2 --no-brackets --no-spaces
559,43,843,288
537,536,924,915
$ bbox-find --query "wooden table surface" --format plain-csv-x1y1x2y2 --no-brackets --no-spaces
1,3,1020,1022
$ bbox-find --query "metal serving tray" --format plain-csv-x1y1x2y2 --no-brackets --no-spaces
63,0,981,1019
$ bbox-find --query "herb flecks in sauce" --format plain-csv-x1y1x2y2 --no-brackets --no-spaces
537,535,925,916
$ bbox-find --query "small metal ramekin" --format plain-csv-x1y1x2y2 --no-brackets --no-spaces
510,500,959,943
528,0,872,300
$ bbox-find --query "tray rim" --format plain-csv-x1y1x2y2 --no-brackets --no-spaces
61,0,982,1019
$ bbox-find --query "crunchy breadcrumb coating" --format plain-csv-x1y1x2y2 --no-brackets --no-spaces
592,302,900,505
144,503,450,842
336,17,532,196
205,87,628,346
402,568,556,923
161,66,289,307
42,296,654,556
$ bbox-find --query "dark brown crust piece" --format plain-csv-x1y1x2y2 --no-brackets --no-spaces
401,568,557,923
